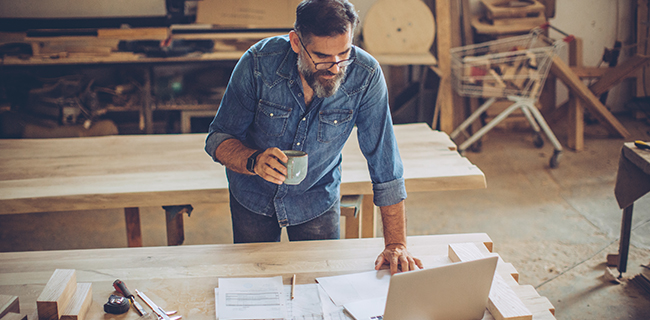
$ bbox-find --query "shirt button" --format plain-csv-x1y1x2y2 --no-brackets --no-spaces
298,93,302,97
334,120,338,124
302,118,306,121
270,113,274,117
296,142,301,146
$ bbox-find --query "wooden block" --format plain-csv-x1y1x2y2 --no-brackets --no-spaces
0,313,28,320
0,295,20,318
61,283,92,320
449,243,533,320
37,269,77,320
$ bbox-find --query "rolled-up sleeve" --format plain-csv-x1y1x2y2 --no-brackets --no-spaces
204,49,257,163
355,61,407,207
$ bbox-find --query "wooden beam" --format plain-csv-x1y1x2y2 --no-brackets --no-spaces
567,38,584,151
549,56,630,138
589,55,650,96
435,0,455,133
637,0,650,97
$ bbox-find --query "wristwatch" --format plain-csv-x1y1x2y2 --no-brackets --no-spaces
246,150,263,174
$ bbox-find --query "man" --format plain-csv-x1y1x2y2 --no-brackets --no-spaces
205,0,422,274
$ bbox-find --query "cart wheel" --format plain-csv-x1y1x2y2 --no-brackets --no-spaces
549,150,562,168
470,140,483,153
533,133,544,148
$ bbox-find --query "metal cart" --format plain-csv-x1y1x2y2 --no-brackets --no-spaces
449,29,565,168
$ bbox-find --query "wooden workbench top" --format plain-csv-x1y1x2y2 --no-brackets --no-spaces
0,123,485,215
0,233,555,320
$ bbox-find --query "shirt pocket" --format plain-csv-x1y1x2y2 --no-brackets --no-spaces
318,109,353,143
256,100,292,137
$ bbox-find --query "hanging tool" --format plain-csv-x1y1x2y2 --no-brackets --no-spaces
113,279,149,316
136,289,182,320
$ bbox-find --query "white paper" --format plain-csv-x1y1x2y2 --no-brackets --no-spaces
216,283,352,320
217,276,286,320
318,285,354,320
315,270,391,307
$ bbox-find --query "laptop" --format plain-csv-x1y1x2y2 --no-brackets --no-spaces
343,256,498,320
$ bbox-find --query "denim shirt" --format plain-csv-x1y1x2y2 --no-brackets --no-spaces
205,35,406,227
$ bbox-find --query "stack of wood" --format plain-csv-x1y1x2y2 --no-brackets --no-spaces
462,49,543,98
472,0,547,38
36,269,92,320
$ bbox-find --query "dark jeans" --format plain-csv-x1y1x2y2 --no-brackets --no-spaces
230,191,340,243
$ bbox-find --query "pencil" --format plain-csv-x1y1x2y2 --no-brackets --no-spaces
291,274,296,299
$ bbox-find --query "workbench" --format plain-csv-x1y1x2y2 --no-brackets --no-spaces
613,142,650,274
0,233,556,320
0,123,486,246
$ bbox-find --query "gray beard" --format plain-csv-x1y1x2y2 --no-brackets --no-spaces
297,52,346,98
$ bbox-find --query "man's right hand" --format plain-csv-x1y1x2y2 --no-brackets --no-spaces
254,148,288,185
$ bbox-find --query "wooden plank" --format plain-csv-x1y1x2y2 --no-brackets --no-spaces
97,27,169,40
0,296,19,319
36,269,76,320
60,283,92,320
549,56,630,138
588,55,650,97
449,243,533,320
436,0,455,133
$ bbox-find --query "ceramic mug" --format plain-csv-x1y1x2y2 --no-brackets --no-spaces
282,150,308,185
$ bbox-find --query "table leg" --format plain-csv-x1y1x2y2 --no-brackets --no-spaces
361,195,377,238
163,205,193,246
124,207,143,247
618,203,634,275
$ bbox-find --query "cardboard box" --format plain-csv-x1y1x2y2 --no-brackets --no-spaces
197,0,302,29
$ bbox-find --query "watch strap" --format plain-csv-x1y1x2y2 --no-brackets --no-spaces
247,150,263,173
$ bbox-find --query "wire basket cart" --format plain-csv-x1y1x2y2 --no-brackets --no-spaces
449,29,565,168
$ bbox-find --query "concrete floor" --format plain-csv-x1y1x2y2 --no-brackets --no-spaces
1,115,649,319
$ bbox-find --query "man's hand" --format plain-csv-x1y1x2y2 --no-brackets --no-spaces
254,148,288,185
374,243,423,275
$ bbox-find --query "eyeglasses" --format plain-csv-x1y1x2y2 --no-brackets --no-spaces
298,35,354,70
